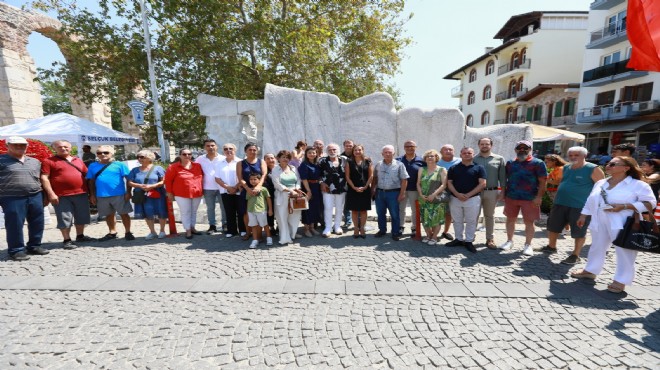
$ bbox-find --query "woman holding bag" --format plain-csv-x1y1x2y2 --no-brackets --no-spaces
571,156,655,293
271,150,304,245
416,149,447,245
127,150,168,239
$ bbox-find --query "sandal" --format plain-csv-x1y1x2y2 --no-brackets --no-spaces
570,269,597,280
99,233,118,242
422,237,429,243
607,281,625,293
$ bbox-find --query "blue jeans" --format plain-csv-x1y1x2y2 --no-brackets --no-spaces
0,193,44,255
375,189,401,235
203,190,226,227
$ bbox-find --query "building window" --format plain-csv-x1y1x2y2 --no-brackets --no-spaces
508,80,517,97
483,85,492,100
481,111,490,126
511,52,520,69
517,76,524,91
466,114,474,127
468,91,475,105
506,107,514,123
469,69,477,82
602,51,621,66
485,60,495,75
520,48,527,63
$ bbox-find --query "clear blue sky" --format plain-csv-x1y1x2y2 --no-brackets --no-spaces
7,0,593,109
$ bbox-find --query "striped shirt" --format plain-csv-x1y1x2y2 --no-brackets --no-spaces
0,154,42,198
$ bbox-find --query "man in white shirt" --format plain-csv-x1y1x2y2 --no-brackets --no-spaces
195,139,226,234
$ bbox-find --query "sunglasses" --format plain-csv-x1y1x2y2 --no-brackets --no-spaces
606,162,627,167
515,147,530,150
96,151,110,155
137,156,145,159
180,153,192,156
223,148,234,151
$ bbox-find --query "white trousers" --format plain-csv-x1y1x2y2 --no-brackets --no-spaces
449,196,481,243
274,198,301,244
175,196,202,230
323,193,346,234
584,226,638,285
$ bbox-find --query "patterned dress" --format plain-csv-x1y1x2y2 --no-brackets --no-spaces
418,167,445,228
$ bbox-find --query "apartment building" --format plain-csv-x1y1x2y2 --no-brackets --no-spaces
573,0,660,159
445,11,588,128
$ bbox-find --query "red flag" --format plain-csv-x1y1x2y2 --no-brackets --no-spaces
627,0,660,71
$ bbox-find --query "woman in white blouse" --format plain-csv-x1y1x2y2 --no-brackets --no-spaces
271,150,304,245
571,156,656,293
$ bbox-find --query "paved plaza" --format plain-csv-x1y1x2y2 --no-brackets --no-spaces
1,209,659,369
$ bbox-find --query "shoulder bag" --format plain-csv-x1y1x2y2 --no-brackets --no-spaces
612,202,660,253
132,166,156,205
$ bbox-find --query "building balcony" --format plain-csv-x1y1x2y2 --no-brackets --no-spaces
495,88,528,104
590,0,625,10
493,119,505,125
582,59,648,87
451,84,464,97
577,100,660,123
497,59,531,76
587,22,627,49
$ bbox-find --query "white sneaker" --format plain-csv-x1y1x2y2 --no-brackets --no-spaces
266,237,273,246
145,232,157,240
225,233,233,238
499,240,513,250
240,232,247,237
158,231,166,239
477,225,486,232
522,244,534,256
249,240,258,249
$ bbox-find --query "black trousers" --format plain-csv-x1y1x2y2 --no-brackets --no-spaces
221,193,245,234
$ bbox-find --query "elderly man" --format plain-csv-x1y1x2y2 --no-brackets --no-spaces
41,140,95,249
397,140,425,236
473,137,506,249
498,140,547,256
372,145,409,241
542,146,605,264
313,139,326,158
195,139,227,234
438,144,460,240
86,145,134,241
319,143,347,237
446,147,486,253
0,136,49,260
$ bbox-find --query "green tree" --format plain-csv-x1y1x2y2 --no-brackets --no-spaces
37,69,73,115
32,0,411,146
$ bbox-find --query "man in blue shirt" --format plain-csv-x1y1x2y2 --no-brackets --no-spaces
437,144,460,240
446,147,486,253
396,140,425,236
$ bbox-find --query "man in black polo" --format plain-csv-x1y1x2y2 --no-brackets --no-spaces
446,147,486,253
0,136,50,261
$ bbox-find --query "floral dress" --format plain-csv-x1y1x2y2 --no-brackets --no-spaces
418,167,445,228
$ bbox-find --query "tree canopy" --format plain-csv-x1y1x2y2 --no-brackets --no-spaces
32,0,411,145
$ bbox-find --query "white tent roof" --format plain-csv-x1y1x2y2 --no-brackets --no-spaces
0,113,140,146
523,123,585,142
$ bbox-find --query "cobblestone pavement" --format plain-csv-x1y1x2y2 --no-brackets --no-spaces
1,215,659,368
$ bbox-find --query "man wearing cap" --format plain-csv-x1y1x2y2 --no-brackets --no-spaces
497,140,547,256
41,140,95,249
0,136,50,260
473,137,506,249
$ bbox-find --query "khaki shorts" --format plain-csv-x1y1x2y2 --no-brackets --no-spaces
53,193,91,229
248,211,268,227
97,195,133,217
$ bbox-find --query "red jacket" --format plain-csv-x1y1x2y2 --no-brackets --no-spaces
164,162,203,198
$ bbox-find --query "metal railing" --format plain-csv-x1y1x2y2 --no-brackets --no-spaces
583,58,636,83
495,88,528,102
589,21,626,44
451,84,463,96
497,59,531,76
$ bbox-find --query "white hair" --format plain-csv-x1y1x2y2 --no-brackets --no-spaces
567,146,588,156
382,145,395,152
137,149,155,162
327,143,339,150
97,145,115,155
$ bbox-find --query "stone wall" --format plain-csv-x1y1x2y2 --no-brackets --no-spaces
198,84,532,160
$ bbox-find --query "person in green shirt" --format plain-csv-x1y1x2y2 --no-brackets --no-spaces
246,173,273,248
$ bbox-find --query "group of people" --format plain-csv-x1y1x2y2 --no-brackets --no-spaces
2,136,659,293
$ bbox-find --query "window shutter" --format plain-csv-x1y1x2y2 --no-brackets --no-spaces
568,99,575,115
526,107,533,121
554,101,563,117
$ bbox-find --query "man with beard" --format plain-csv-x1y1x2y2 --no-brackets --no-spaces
498,140,547,256
195,139,227,234
473,138,506,249
542,146,604,264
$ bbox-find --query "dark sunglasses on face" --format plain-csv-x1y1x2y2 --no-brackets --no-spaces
515,147,530,151
181,153,192,156
137,156,145,159
223,148,234,151
607,162,626,167
97,151,110,155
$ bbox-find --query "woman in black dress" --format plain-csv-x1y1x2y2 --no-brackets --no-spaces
345,144,373,238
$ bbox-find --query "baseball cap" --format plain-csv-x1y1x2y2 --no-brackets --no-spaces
6,136,28,145
515,140,532,149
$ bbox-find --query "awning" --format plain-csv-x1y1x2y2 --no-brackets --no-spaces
568,120,659,134
521,123,585,142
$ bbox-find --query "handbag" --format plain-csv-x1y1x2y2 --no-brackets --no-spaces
132,166,156,204
288,191,309,213
612,202,660,253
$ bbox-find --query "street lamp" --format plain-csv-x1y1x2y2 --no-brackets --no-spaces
139,0,169,162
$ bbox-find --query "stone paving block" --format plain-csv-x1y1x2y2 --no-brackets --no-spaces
0,276,31,289
374,281,409,296
158,278,200,292
346,281,377,295
405,282,442,296
622,285,660,300
464,283,506,297
131,277,174,292
189,278,229,292
59,276,113,291
315,280,345,294
282,280,315,294
3,276,84,290
435,283,472,297
496,283,538,298
95,277,141,291
220,279,285,293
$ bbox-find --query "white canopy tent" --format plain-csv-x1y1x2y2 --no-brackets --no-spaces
523,123,585,142
0,113,140,156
